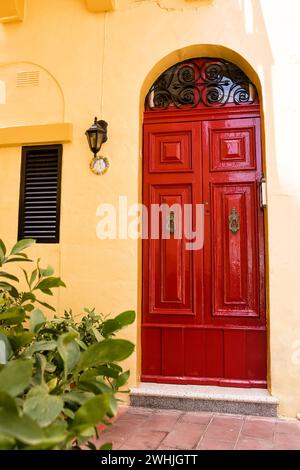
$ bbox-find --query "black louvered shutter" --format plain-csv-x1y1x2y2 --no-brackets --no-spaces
18,145,62,243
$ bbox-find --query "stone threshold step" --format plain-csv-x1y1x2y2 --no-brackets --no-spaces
130,383,278,417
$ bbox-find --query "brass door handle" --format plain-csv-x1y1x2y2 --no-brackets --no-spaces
166,210,176,235
228,207,240,234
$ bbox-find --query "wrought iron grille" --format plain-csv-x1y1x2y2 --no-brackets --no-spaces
145,58,257,110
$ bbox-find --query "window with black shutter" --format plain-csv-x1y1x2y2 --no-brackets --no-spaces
18,145,62,243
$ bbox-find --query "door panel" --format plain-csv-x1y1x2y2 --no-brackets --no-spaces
162,328,184,376
148,122,196,173
211,182,259,317
142,113,266,387
149,184,194,315
209,124,256,172
141,327,161,376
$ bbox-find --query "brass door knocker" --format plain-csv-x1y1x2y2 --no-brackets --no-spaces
228,207,240,234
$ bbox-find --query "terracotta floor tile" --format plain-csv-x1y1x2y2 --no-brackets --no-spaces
99,423,135,446
161,422,207,449
125,431,167,450
272,444,300,450
115,416,151,427
211,415,244,427
204,420,243,442
93,435,126,450
197,438,235,450
157,444,179,450
179,412,213,425
276,419,300,435
118,444,144,450
118,407,154,419
242,417,275,440
273,432,300,449
246,415,276,422
91,406,300,451
236,436,274,450
138,411,181,431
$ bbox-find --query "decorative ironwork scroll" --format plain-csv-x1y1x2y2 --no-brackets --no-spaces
145,58,257,110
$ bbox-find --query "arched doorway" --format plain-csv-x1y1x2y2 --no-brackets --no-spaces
142,58,266,388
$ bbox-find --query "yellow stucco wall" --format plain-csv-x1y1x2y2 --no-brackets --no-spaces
0,0,300,417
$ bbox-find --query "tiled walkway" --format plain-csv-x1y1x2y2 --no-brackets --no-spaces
96,407,300,450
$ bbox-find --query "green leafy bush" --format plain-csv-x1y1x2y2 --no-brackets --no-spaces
0,238,135,450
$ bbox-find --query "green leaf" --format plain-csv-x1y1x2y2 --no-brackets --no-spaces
47,378,57,392
0,391,19,414
87,441,97,450
91,326,103,342
63,408,75,419
76,426,95,440
115,310,136,327
0,359,33,396
71,394,112,432
57,332,80,378
0,271,19,282
29,269,38,287
108,362,123,372
24,303,35,312
24,386,64,428
8,331,34,350
0,240,6,257
10,239,35,256
5,257,32,264
21,292,36,303
0,409,45,445
40,288,53,296
0,333,13,364
21,268,30,288
29,309,46,333
102,319,120,337
77,339,135,372
15,253,29,259
114,370,130,389
0,282,19,298
21,420,68,450
42,420,68,448
45,362,56,373
34,353,47,387
79,375,113,395
36,299,55,312
25,340,57,356
0,306,25,325
95,310,136,338
40,265,54,277
75,338,88,350
97,365,120,379
0,433,15,450
62,391,94,406
100,442,113,450
35,277,66,291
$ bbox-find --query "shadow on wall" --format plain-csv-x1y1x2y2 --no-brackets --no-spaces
0,61,65,127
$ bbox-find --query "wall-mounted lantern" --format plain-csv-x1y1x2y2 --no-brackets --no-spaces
85,117,109,175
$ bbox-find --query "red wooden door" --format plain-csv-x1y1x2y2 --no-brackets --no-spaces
142,112,266,388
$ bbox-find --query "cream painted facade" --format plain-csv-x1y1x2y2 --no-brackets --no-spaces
0,0,300,417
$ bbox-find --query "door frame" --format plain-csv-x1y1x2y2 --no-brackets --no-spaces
138,51,269,390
